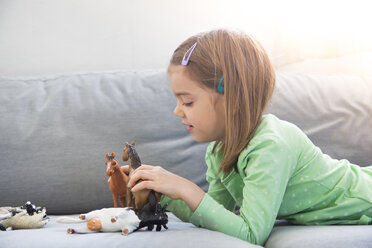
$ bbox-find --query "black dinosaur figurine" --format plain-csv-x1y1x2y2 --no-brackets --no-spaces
134,190,168,232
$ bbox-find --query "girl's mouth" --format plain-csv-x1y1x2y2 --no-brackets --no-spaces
187,125,194,132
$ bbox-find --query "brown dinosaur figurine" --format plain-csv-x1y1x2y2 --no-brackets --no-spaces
105,152,128,208
122,141,161,210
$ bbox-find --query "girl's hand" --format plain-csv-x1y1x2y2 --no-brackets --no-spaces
127,165,205,212
120,165,130,176
127,165,186,199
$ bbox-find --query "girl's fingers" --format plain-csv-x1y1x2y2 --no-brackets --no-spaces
120,165,130,174
127,170,155,188
131,180,154,193
121,164,152,174
132,164,154,173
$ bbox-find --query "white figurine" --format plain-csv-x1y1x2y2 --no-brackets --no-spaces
56,207,140,235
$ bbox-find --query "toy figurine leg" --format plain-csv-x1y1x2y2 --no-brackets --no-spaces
126,188,132,207
119,196,126,208
111,208,130,223
155,224,168,231
147,224,154,231
121,225,137,236
122,228,129,235
67,226,97,234
112,193,118,208
81,210,101,221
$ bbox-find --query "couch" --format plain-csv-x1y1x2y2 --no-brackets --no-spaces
1,54,371,247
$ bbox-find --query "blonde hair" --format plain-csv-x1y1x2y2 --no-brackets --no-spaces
169,29,275,173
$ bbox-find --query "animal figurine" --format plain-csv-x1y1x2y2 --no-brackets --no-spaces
135,190,168,232
56,207,140,235
106,152,129,207
122,141,161,210
0,201,48,230
56,191,169,235
24,201,43,215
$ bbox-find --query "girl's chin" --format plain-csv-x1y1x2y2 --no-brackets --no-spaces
191,134,213,143
191,132,225,143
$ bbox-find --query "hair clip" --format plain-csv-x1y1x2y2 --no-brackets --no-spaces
181,42,197,66
217,75,224,93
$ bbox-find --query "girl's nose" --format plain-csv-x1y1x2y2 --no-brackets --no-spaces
173,103,184,118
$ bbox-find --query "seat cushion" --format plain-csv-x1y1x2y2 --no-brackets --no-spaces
266,224,372,248
0,213,262,248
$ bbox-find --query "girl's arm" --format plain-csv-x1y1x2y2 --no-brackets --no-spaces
188,136,297,245
127,163,236,222
159,167,236,222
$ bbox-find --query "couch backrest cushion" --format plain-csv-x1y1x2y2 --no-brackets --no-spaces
268,72,372,167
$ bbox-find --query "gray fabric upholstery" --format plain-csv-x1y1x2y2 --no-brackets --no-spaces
266,224,372,248
268,73,372,167
0,69,371,247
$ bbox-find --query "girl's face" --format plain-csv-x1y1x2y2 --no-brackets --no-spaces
168,66,226,143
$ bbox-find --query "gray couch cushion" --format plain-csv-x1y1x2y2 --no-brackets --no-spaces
266,224,372,248
268,72,372,167
0,71,209,214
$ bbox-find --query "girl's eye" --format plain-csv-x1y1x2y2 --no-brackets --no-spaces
182,102,193,107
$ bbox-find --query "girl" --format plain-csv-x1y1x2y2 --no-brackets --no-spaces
126,29,372,245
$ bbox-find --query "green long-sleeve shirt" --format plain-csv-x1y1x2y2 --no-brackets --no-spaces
160,114,372,245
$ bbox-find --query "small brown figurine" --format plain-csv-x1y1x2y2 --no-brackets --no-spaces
106,152,128,208
122,141,161,210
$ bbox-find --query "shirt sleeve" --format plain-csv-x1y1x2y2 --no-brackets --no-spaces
160,195,193,222
189,135,297,245
159,142,235,222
